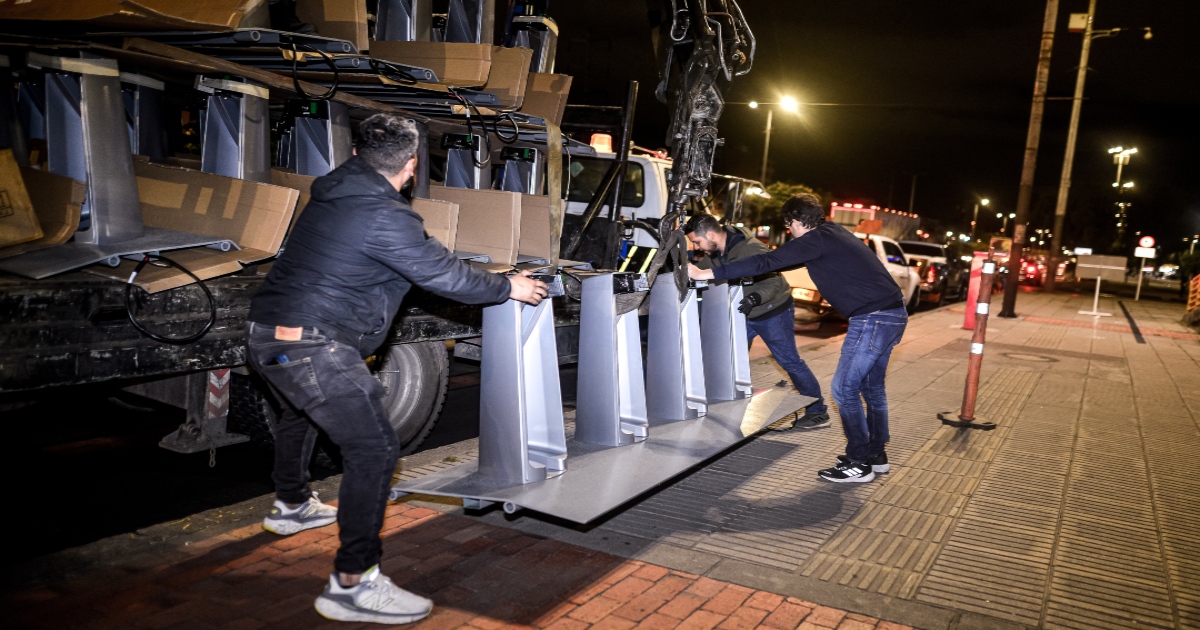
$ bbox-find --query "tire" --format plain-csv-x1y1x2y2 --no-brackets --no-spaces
905,286,921,314
228,340,450,468
933,281,947,308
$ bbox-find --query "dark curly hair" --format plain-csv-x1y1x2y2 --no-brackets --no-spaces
780,193,826,229
682,212,722,236
356,113,419,177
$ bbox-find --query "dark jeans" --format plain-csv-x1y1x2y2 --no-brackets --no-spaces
747,303,827,415
245,322,399,575
831,307,907,463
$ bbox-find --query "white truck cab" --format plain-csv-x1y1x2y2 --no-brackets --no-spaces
782,230,921,316
563,152,673,248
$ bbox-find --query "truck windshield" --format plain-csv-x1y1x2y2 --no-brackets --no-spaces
899,243,945,257
564,157,645,208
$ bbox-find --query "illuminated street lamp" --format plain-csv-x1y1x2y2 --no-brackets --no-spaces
971,198,989,241
746,97,800,184
998,212,1017,233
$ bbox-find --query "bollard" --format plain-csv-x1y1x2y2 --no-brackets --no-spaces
938,254,998,430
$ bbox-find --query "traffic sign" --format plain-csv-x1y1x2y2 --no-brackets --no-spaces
1139,235,1155,248
1135,247,1156,259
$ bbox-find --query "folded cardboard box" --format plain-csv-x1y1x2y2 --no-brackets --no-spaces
270,169,317,235
411,198,459,251
295,0,368,53
84,162,298,292
0,0,268,31
518,194,558,261
369,41,492,86
429,185,521,265
0,150,44,250
0,167,86,260
480,46,533,110
520,72,573,126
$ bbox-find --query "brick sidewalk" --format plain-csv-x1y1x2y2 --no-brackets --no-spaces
4,502,912,630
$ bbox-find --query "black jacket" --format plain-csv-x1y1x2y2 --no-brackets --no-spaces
711,221,902,318
249,157,510,356
694,226,792,320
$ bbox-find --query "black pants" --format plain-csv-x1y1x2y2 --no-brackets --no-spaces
245,322,399,575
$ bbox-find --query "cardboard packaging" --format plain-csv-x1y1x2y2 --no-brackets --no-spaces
518,194,557,260
411,198,459,251
369,41,492,86
480,47,533,110
0,0,268,31
0,150,44,249
295,0,369,53
270,169,317,235
84,162,298,293
429,185,521,265
520,72,573,126
0,167,86,261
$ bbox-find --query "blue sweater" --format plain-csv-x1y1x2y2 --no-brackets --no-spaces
711,222,903,317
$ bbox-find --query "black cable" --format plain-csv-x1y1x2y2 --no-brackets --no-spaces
449,88,492,167
493,112,520,144
125,254,217,345
368,57,421,84
287,39,339,101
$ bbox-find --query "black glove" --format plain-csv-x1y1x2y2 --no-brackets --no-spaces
738,292,762,315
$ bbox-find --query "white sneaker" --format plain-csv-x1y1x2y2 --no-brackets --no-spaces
314,566,433,624
262,492,338,535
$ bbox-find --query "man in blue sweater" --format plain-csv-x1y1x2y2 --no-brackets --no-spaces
688,193,907,483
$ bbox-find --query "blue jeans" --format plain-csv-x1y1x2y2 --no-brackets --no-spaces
832,307,907,463
245,322,399,575
747,303,827,415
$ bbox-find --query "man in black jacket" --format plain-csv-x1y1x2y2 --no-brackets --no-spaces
684,213,828,428
246,113,547,624
689,194,907,483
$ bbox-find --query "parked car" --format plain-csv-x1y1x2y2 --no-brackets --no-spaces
898,241,968,306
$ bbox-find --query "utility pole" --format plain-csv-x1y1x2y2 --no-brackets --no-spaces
1044,0,1095,293
1000,0,1060,318
907,172,923,214
759,108,773,185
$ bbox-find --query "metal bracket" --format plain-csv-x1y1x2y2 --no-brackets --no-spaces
286,100,352,176
575,272,649,447
646,273,707,419
700,282,752,401
376,0,433,41
198,76,271,183
477,297,568,484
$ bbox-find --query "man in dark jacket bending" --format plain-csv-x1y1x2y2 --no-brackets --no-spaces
688,194,907,483
246,113,547,624
684,213,829,428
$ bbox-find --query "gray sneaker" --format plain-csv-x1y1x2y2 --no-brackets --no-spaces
314,565,433,624
791,412,831,430
262,491,337,535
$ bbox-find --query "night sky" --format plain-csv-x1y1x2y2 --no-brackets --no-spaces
550,1,1200,257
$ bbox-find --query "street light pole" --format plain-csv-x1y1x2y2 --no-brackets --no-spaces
1000,0,1060,318
971,198,989,241
1044,0,1096,293
759,107,773,185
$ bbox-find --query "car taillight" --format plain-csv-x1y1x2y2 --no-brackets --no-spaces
925,266,937,284
1026,264,1038,274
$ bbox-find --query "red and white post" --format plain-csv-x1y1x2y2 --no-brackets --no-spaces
939,254,998,430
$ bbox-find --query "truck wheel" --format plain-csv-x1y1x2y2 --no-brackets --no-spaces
905,287,921,314
373,341,450,456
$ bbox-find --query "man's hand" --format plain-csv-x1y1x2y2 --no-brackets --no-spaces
738,292,762,315
688,263,714,281
508,270,549,305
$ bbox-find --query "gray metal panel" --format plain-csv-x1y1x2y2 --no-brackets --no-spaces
445,0,493,44
0,228,235,279
575,273,649,447
291,102,352,177
376,0,432,41
646,275,707,420
700,283,753,401
200,90,271,183
392,389,812,523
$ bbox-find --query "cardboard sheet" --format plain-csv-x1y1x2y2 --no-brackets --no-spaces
0,150,43,249
520,73,573,126
84,162,299,292
369,41,492,86
270,169,317,235
0,167,84,260
295,0,368,53
480,47,533,110
518,194,557,260
0,0,268,31
411,198,459,251
430,185,521,265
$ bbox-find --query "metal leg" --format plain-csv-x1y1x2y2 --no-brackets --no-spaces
500,147,542,194
445,0,494,44
575,273,649,447
511,16,558,73
443,133,490,189
121,75,167,163
376,0,433,41
700,283,752,401
477,298,568,485
647,274,707,420
198,78,271,183
289,100,352,177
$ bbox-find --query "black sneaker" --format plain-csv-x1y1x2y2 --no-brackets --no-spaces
818,460,876,483
791,412,831,430
838,452,890,474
